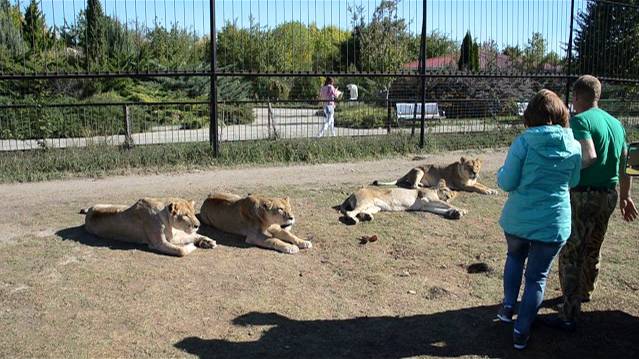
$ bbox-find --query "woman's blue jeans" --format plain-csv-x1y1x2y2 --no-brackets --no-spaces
503,232,564,335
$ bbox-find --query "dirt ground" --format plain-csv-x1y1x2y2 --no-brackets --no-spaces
1,149,638,359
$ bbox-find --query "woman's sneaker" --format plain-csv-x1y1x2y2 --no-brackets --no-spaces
513,330,530,350
497,305,515,323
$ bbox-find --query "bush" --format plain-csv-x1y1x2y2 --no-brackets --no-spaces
290,76,322,100
219,104,255,125
334,104,393,129
0,105,124,140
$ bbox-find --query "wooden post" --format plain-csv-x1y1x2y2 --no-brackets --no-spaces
386,90,391,134
267,102,278,139
123,105,133,148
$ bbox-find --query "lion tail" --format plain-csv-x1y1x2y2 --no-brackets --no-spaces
372,179,397,186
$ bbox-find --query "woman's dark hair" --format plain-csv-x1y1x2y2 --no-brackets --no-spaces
324,77,334,86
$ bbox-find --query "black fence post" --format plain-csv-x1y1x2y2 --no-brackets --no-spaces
564,0,576,105
210,0,219,156
419,0,427,148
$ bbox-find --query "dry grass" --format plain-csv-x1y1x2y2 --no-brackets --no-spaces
1,170,638,358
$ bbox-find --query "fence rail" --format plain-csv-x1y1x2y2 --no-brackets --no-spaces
2,98,638,152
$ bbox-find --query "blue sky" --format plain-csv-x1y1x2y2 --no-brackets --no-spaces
26,0,587,55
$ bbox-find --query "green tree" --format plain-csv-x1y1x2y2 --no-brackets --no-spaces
348,0,412,95
458,31,478,71
0,0,25,59
574,0,639,78
358,0,412,73
426,30,458,58
22,0,48,53
471,42,480,71
523,32,546,71
82,0,107,69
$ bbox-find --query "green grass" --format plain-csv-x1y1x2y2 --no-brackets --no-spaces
2,124,637,183
0,132,519,183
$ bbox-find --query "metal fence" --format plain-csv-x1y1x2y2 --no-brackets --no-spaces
0,0,638,154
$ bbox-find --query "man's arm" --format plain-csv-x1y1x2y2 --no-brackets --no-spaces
579,138,597,168
619,147,638,222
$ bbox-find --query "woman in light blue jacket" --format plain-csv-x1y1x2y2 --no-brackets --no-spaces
496,90,581,350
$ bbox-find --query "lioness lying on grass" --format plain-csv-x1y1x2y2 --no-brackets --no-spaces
336,179,467,225
373,156,498,195
199,193,312,254
81,198,217,257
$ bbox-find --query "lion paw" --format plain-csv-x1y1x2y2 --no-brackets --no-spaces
196,237,217,249
282,245,300,254
298,240,313,249
444,209,463,220
485,189,499,195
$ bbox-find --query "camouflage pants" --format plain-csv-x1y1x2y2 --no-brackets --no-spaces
559,189,618,322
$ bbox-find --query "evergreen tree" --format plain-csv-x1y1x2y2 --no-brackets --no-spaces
22,0,48,52
471,42,480,71
458,31,474,71
574,0,639,78
0,0,25,56
84,0,107,69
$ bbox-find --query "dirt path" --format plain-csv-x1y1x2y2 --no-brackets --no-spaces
0,148,506,244
0,149,507,210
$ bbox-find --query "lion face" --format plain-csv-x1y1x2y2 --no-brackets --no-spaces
458,157,482,181
167,200,200,234
261,197,295,228
436,179,457,202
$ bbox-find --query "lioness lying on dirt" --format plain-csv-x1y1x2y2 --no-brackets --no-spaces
81,198,217,257
199,193,312,254
336,179,467,225
373,156,498,195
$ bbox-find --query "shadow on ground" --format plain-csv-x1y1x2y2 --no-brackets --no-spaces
196,224,251,249
55,224,251,253
55,225,155,253
175,305,639,359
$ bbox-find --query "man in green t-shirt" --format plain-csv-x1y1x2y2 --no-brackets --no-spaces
545,75,637,332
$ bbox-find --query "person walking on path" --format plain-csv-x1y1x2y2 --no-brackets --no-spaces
318,77,341,137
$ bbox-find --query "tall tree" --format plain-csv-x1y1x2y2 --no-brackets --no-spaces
83,0,107,68
22,0,48,52
458,31,478,71
574,0,639,78
348,0,412,94
0,0,25,56
523,32,546,71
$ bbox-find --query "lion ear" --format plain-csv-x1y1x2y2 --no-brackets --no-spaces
168,202,177,215
284,196,290,203
438,179,448,188
460,156,467,163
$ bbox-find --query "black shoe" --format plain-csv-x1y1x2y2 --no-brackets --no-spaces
541,316,577,332
513,330,530,350
496,305,515,323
